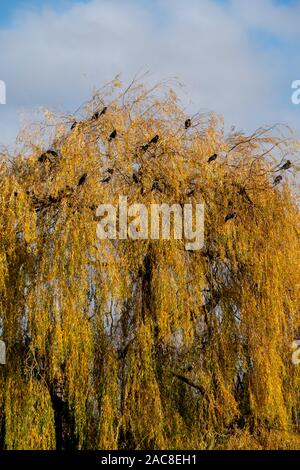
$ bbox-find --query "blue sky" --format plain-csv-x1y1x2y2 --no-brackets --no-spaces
0,0,299,147
0,1,89,25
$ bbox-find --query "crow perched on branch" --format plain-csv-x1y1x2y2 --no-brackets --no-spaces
101,168,114,183
280,160,292,171
99,106,108,116
78,173,87,186
49,195,59,204
133,173,140,183
208,154,217,163
185,118,192,129
141,143,149,152
101,176,111,183
149,135,159,145
225,212,236,223
108,130,117,141
92,107,107,120
38,149,58,163
151,180,163,193
274,175,283,186
141,135,159,152
38,154,48,163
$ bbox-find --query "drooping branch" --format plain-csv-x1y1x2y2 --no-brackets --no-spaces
171,371,208,398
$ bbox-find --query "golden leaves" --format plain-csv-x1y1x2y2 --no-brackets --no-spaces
0,79,299,449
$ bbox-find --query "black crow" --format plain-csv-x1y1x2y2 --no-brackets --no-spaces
274,175,283,186
133,173,140,183
208,154,217,163
78,173,88,186
151,180,163,192
149,135,159,145
38,153,48,163
141,143,149,152
99,106,108,116
185,118,192,129
141,135,159,151
108,130,117,141
71,121,77,130
38,149,58,163
47,150,58,158
225,212,236,222
280,160,292,171
101,176,111,183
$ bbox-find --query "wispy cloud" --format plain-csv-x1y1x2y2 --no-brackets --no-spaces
0,0,299,148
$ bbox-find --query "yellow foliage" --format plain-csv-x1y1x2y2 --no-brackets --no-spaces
0,79,299,449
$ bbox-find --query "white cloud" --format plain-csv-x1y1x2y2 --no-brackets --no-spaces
0,0,299,148
230,0,300,39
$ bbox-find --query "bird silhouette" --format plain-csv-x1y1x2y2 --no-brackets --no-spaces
280,160,292,171
108,130,117,141
274,175,283,186
151,180,163,192
101,176,111,183
99,106,108,116
78,173,87,186
47,150,58,158
149,135,159,145
208,154,217,163
71,121,77,130
141,135,159,151
225,212,236,222
38,154,48,163
141,143,149,152
185,119,192,129
38,149,58,163
49,195,58,204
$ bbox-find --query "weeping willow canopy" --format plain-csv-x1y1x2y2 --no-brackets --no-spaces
0,79,300,450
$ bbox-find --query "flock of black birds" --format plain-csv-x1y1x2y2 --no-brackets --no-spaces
101,168,114,184
141,134,160,152
273,160,291,186
34,112,292,224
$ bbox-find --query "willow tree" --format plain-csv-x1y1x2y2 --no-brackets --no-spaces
0,79,300,450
